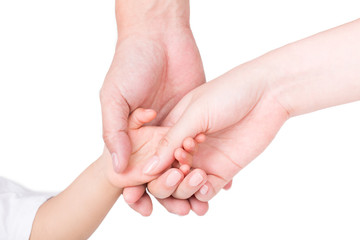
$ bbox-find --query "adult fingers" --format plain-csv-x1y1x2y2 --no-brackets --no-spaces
172,169,207,200
123,185,146,204
147,169,184,199
223,180,233,190
127,192,153,217
189,196,209,216
194,175,228,202
100,89,131,173
157,197,191,216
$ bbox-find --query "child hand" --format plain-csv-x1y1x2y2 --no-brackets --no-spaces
102,108,205,189
172,134,206,175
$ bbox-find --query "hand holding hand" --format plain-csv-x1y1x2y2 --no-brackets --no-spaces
144,63,289,201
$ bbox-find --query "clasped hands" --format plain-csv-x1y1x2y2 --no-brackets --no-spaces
99,18,289,215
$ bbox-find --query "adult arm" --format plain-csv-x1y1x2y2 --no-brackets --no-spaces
142,19,360,201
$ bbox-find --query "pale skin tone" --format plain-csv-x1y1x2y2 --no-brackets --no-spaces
138,18,360,204
101,0,360,215
29,108,206,239
101,0,211,214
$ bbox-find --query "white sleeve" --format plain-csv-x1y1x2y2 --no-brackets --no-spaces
0,176,54,240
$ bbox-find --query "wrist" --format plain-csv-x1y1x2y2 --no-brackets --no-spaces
116,0,190,36
253,50,297,119
97,150,124,193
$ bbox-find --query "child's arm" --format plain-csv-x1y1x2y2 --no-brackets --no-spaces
30,108,204,239
30,154,120,240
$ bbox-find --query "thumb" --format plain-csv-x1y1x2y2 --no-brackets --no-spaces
101,91,131,173
143,105,204,175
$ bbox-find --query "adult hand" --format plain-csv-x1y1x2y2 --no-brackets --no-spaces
100,0,205,215
143,62,289,201
100,0,204,172
144,19,360,203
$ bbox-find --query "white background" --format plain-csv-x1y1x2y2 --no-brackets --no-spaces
1,0,360,239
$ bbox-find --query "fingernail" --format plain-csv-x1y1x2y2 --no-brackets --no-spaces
166,171,182,187
143,155,160,174
112,153,120,173
189,173,204,187
200,184,209,195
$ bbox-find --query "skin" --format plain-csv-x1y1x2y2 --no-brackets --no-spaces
101,0,204,172
142,19,360,202
30,109,205,239
100,0,208,215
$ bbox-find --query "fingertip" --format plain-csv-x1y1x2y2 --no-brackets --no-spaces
128,193,153,217
113,149,130,173
129,108,157,129
183,137,195,151
157,197,191,216
179,164,191,175
174,148,193,166
189,196,209,216
174,148,184,162
112,151,130,173
177,207,191,216
172,169,207,200
183,137,199,155
223,180,233,190
123,186,146,204
106,131,131,173
195,133,206,143
112,152,127,173
143,108,157,122
147,168,183,200
143,151,175,175
165,169,184,188
195,181,215,202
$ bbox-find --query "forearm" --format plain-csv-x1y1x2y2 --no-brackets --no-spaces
115,0,190,35
262,19,360,116
30,156,122,240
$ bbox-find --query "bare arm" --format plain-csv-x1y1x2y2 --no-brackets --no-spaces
144,19,360,203
266,18,360,116
30,154,121,240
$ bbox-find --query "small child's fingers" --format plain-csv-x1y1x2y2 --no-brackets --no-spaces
174,148,193,166
179,164,191,176
128,108,157,130
182,137,198,155
173,161,190,176
195,133,206,143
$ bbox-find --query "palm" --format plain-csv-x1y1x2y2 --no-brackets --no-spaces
105,125,168,188
191,96,288,192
